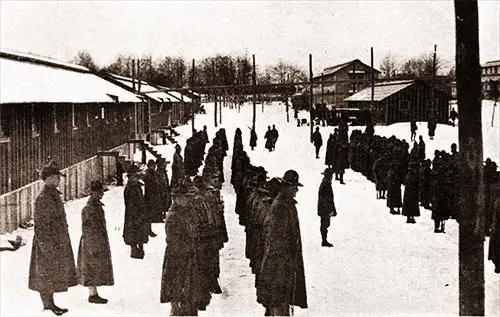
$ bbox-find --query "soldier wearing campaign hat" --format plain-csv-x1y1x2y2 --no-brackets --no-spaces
257,170,307,316
77,180,113,305
318,168,336,247
123,165,149,259
29,162,77,316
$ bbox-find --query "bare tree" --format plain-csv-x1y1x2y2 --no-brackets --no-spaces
264,60,307,84
379,54,398,79
73,51,99,72
400,53,443,78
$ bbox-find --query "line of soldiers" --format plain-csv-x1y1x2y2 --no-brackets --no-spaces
231,128,308,316
159,128,229,316
184,125,210,177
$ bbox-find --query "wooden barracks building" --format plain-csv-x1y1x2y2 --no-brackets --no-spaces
0,50,194,233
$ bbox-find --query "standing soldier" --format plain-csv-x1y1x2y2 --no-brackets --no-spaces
488,194,500,273
171,144,185,189
428,115,437,140
419,159,432,209
250,126,258,151
29,162,77,316
387,160,403,215
410,119,417,141
264,126,273,152
318,168,336,247
143,159,160,237
402,162,420,223
156,158,172,222
116,156,125,186
257,170,308,316
123,165,149,259
160,186,199,315
77,180,113,304
418,136,426,161
449,107,458,127
270,124,279,151
311,126,323,159
325,132,336,169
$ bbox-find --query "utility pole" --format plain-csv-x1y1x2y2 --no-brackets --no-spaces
309,54,313,142
321,72,325,124
431,44,437,118
213,61,218,128
371,47,375,109
252,54,256,129
191,59,195,134
455,0,485,315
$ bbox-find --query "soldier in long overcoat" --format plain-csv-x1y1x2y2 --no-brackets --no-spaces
402,162,420,223
488,194,500,273
171,144,185,189
325,132,336,168
270,124,279,151
311,127,323,159
160,187,199,316
29,162,77,316
257,170,307,316
250,126,258,150
77,180,113,304
387,161,403,215
418,159,432,209
264,126,273,152
156,158,172,221
123,165,149,259
318,168,336,247
143,159,160,237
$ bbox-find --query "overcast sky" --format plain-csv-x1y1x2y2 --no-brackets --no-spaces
1,0,498,74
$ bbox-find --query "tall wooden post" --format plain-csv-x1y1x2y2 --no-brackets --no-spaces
219,92,222,124
431,44,437,118
371,47,375,108
285,90,290,122
132,59,136,91
321,72,325,122
309,54,313,142
252,54,256,129
455,0,485,315
213,61,218,128
191,59,195,133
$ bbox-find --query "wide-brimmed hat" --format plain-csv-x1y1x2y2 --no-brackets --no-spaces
147,159,156,166
90,180,109,192
40,161,66,180
278,170,303,187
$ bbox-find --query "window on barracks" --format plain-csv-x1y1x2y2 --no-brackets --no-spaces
53,104,60,134
71,104,77,130
0,105,10,139
31,104,40,137
86,106,91,127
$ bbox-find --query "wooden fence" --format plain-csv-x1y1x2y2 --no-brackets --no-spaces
0,142,138,234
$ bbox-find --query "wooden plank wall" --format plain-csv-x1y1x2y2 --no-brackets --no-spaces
0,141,137,234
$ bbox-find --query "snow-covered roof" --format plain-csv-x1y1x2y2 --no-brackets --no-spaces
0,56,142,104
1,48,89,72
105,74,193,103
344,80,415,102
155,85,193,103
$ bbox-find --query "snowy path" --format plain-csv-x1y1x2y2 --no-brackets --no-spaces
1,101,498,316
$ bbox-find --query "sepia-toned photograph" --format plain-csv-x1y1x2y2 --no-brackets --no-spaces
0,1,499,316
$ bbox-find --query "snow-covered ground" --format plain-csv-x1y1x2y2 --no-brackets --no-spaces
1,100,498,316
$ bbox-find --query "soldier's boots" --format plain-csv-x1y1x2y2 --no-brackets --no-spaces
88,295,108,304
322,240,333,247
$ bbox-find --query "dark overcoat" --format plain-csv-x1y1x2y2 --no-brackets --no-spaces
250,128,258,148
311,131,323,148
488,196,500,271
29,185,78,293
325,134,335,166
418,163,432,207
144,168,163,222
77,197,114,286
157,168,172,213
318,178,336,217
257,193,307,309
386,168,403,208
264,130,273,150
402,168,420,217
160,203,197,304
123,181,149,245
171,152,185,189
